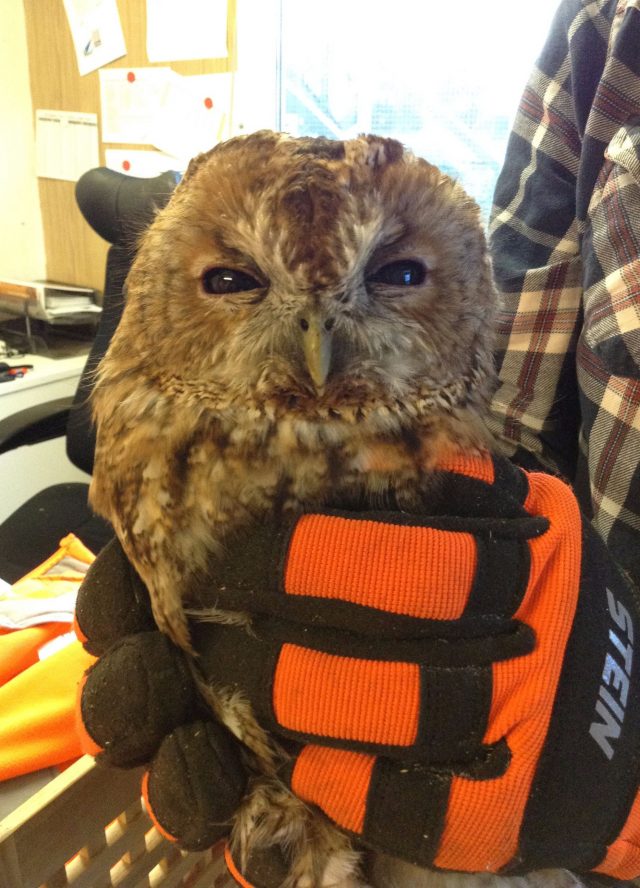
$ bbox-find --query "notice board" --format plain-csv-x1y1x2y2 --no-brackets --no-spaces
23,0,236,292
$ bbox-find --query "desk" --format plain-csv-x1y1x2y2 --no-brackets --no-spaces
0,352,87,424
0,352,90,526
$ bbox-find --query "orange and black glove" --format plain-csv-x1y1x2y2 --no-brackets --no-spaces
76,453,640,882
74,541,249,853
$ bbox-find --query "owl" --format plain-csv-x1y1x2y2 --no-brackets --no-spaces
90,130,503,887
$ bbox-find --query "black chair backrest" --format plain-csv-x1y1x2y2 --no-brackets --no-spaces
66,244,129,474
67,168,180,474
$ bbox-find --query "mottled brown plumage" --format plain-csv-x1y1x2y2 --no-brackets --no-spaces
90,131,502,886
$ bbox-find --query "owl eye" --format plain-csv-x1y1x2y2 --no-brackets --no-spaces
201,267,262,295
368,259,427,287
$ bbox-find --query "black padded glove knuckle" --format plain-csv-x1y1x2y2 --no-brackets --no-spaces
79,632,198,767
145,721,248,851
75,538,154,655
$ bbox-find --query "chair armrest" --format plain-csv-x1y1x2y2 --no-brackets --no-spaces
0,397,74,455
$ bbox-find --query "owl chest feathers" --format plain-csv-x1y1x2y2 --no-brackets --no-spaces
91,374,464,559
145,407,427,516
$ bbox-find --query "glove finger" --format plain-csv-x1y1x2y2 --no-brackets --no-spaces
194,617,531,766
224,843,289,888
74,537,155,655
279,744,509,870
143,720,248,851
77,631,198,767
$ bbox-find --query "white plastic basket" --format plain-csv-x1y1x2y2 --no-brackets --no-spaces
0,755,233,888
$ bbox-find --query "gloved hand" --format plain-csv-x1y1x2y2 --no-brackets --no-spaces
74,539,249,853
75,452,640,882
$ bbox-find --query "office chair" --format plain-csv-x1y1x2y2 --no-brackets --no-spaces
0,168,179,583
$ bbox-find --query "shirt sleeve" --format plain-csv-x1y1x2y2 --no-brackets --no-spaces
487,0,614,479
488,0,640,587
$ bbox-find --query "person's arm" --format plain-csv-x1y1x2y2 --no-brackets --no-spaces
488,0,640,590
488,0,607,479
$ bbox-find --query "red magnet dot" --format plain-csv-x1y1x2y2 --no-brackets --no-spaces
122,159,131,171
204,97,214,109
127,71,136,83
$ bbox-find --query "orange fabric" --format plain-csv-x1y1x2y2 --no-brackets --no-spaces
0,623,72,686
0,535,96,781
285,514,477,620
273,643,420,745
12,533,95,590
434,450,495,483
0,639,95,780
291,745,375,835
433,471,582,872
594,786,640,878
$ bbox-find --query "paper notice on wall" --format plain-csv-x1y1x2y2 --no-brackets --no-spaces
149,73,232,164
62,0,126,76
146,0,228,62
99,67,176,144
35,110,100,182
105,148,182,177
100,67,231,163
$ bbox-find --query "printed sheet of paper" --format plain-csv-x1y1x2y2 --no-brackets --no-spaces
146,0,228,61
99,67,176,144
105,148,181,177
150,73,232,163
36,110,100,182
62,0,126,76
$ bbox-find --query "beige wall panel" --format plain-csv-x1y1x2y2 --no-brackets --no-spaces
0,0,46,282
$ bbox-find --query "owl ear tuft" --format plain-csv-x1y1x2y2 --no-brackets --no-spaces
177,131,286,190
349,135,405,170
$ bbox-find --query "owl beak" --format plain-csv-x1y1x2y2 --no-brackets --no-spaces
300,311,334,391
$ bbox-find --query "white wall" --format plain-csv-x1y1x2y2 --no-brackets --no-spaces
0,0,45,281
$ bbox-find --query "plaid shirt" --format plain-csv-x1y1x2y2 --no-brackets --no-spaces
488,0,640,587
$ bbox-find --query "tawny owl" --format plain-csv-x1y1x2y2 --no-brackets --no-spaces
90,131,501,887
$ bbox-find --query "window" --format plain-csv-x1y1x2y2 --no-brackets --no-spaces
236,0,561,221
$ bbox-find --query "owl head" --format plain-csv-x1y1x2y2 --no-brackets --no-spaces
109,131,497,439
